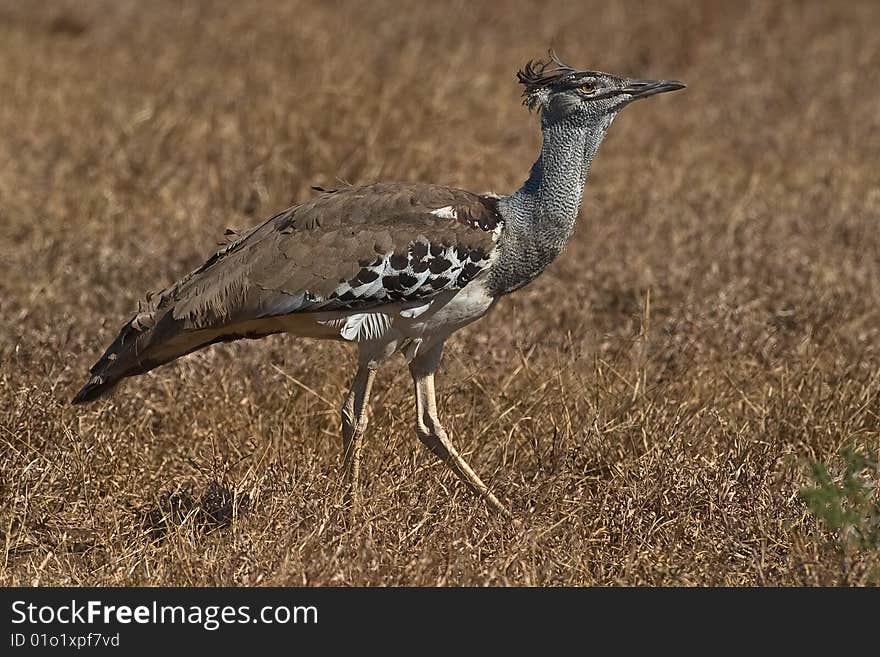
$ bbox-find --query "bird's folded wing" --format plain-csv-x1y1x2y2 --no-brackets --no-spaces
144,182,503,332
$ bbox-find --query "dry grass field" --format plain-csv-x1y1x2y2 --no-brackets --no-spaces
1,0,879,586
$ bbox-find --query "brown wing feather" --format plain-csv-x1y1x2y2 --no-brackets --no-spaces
166,182,500,327
73,183,501,403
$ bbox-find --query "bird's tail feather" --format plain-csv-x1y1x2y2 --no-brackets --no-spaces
71,372,123,405
72,312,196,405
72,310,284,405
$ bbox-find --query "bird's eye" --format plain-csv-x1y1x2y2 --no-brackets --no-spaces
578,83,596,94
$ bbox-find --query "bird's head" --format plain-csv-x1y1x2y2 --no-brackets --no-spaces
518,51,685,127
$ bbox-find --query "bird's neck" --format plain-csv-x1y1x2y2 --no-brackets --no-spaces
490,115,611,295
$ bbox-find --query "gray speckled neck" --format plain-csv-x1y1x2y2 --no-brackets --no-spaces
488,113,613,296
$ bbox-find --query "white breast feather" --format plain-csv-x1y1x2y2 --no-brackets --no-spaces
398,302,432,318
429,206,457,220
339,312,393,341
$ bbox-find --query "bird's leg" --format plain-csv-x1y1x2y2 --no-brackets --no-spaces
409,342,511,518
340,362,376,513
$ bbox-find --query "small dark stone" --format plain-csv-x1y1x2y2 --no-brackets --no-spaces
411,259,429,273
411,242,429,259
429,243,445,257
49,15,88,37
429,276,450,289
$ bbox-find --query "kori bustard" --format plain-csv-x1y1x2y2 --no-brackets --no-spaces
73,53,684,517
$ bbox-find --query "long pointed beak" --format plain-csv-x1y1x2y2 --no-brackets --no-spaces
624,78,686,100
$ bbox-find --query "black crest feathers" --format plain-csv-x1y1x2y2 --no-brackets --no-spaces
516,50,578,107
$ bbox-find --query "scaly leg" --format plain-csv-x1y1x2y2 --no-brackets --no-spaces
409,342,511,518
340,362,376,512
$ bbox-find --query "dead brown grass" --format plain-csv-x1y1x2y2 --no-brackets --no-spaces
1,0,879,586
